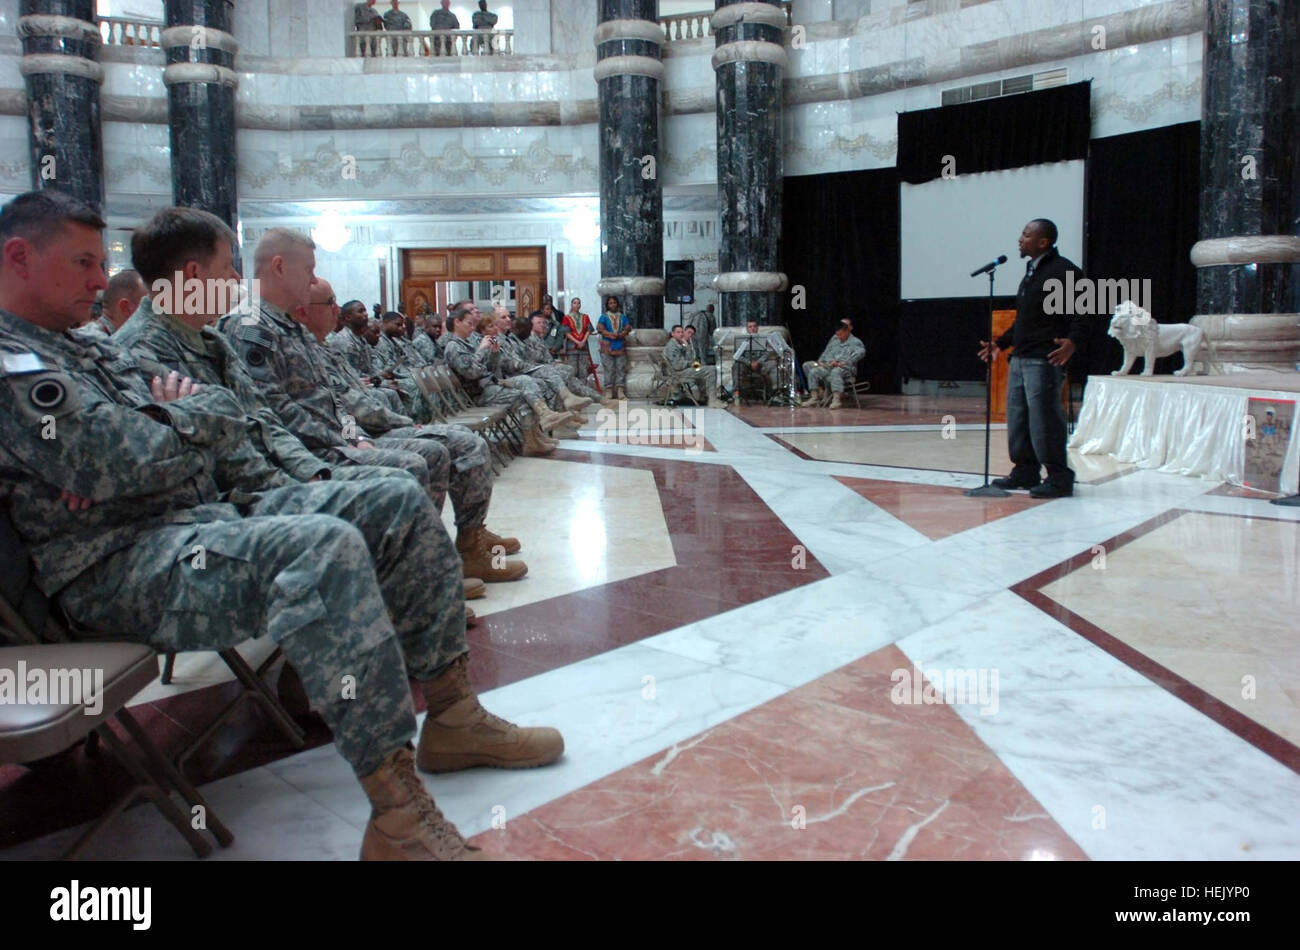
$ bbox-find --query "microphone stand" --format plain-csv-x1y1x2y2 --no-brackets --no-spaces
966,265,1010,497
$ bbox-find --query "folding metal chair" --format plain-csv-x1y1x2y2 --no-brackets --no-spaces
1,506,305,782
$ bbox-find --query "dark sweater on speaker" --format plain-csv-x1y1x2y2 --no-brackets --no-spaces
995,247,1088,360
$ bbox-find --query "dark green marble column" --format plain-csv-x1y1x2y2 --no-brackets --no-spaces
18,0,104,208
595,0,664,329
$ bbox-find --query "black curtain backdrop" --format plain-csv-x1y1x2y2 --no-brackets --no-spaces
898,295,1016,382
897,82,1091,184
782,167,900,394
781,119,1199,388
1084,121,1201,378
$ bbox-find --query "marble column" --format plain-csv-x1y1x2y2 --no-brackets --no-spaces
595,0,664,330
163,0,239,228
18,0,104,209
1196,0,1300,319
711,0,787,328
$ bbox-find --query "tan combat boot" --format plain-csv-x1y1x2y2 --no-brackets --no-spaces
522,426,556,456
530,399,570,432
616,385,628,400
359,748,485,861
463,576,486,600
417,655,564,773
828,392,843,410
481,526,520,555
560,387,593,412
458,525,528,582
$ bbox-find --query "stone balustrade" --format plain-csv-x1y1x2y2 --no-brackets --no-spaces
98,17,163,48
349,29,514,58
659,3,791,42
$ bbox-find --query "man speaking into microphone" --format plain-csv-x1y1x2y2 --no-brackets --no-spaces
976,218,1086,498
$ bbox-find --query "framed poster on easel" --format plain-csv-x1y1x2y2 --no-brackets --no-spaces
1244,398,1295,493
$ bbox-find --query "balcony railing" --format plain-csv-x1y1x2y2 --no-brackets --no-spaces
660,2,792,42
99,16,164,48
350,29,515,58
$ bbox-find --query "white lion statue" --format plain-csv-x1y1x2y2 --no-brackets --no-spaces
1108,301,1217,376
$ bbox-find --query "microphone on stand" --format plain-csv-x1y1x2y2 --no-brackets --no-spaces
970,254,1008,277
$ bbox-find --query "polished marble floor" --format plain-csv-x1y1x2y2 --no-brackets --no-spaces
4,395,1298,860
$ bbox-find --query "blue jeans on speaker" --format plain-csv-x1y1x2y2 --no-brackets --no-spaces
1006,355,1073,489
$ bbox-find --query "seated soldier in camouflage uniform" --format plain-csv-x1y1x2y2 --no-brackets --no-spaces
442,301,569,455
215,230,524,586
0,190,563,861
663,324,719,406
476,313,582,433
411,309,442,363
305,280,525,584
489,307,590,423
368,310,432,422
495,306,601,406
79,268,146,340
328,300,406,415
801,318,866,410
732,318,784,399
113,208,511,604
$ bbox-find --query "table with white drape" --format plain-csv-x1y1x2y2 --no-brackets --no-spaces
1070,375,1300,493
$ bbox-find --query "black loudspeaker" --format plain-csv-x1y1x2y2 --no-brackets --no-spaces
665,260,694,304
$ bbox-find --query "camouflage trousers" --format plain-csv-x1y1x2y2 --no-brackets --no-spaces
372,384,406,413
472,383,535,428
672,367,713,403
735,361,781,394
58,477,468,778
545,359,601,400
332,444,445,509
803,362,854,394
600,351,628,391
389,374,433,423
377,424,493,532
501,373,563,411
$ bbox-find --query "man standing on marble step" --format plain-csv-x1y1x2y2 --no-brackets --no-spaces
800,318,865,410
978,217,1086,499
80,268,146,340
0,189,563,861
443,301,566,455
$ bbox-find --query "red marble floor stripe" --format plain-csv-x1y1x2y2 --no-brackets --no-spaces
1012,509,1300,776
834,475,1041,541
473,451,829,674
471,644,1087,861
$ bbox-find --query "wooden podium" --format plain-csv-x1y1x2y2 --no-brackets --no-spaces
989,309,1016,422
988,309,1073,423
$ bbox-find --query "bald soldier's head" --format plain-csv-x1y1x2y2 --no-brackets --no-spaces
100,269,147,331
253,228,316,313
303,278,338,343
